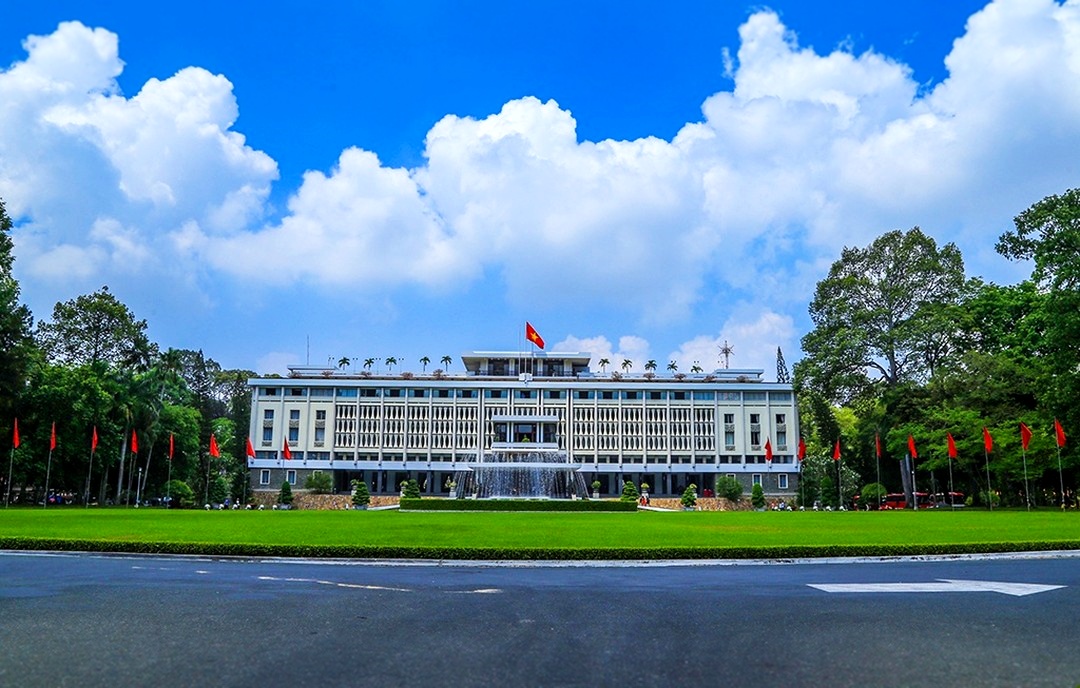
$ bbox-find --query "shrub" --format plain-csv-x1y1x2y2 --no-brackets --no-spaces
208,476,230,505
819,475,837,508
620,481,639,503
591,480,601,491
751,483,766,509
163,480,195,508
860,482,887,508
715,475,743,502
680,484,698,509
351,479,371,507
305,471,333,494
402,479,421,499
278,480,294,506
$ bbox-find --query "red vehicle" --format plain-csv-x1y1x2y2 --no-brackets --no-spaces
931,491,966,508
881,492,934,509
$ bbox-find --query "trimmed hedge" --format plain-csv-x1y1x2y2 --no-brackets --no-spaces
397,498,639,512
2,536,1078,560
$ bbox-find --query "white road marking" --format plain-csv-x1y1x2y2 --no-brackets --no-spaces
808,579,1065,596
257,575,411,592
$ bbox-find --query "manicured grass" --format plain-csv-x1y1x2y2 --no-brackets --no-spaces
2,507,1079,560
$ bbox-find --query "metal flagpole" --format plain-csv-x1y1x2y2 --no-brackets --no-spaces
875,433,882,510
910,453,917,511
948,453,955,510
43,446,53,509
984,444,993,512
1021,445,1031,511
1057,443,1065,508
85,445,95,508
5,446,13,508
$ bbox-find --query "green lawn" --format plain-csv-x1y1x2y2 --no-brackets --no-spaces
2,507,1079,559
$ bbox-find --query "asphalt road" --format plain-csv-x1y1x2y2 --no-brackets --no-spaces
1,551,1077,687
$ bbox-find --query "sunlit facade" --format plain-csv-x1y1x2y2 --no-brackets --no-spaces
247,351,800,497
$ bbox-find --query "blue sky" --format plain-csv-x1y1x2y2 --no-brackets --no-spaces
1,0,1073,376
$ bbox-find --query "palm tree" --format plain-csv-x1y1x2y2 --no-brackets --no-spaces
385,356,397,372
622,359,633,374
420,356,430,373
598,358,610,374
690,363,703,374
441,355,453,371
645,359,657,373
667,360,678,373
363,357,375,371
337,357,351,370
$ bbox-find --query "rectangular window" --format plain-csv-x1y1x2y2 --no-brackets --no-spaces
314,426,325,443
749,413,760,424
752,474,762,486
770,392,792,401
263,409,274,420
544,390,564,399
622,391,639,400
336,388,358,397
485,390,505,398
600,391,615,400
516,390,534,399
575,391,594,400
745,392,767,401
315,410,326,421
724,413,734,424
778,474,789,490
287,388,306,397
649,391,665,400
359,388,379,397
437,389,451,398
261,387,279,396
259,469,270,485
262,426,273,442
693,392,715,400
309,388,334,397
411,389,428,398
719,392,741,401
288,427,299,442
775,413,786,425
286,470,297,485
384,389,402,397
460,390,476,398
670,391,687,400
724,430,735,446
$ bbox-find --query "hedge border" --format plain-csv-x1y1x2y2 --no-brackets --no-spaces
397,498,639,512
2,536,1078,560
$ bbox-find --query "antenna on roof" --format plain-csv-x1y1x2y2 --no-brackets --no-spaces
718,340,734,369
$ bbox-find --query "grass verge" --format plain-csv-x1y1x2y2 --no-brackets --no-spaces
1,507,1078,560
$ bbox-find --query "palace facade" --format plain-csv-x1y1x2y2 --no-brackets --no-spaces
247,351,801,498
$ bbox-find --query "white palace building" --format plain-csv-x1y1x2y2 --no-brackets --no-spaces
247,350,801,498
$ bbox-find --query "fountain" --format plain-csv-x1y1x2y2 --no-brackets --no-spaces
450,450,590,499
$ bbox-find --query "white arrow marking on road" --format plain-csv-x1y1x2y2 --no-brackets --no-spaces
808,579,1064,596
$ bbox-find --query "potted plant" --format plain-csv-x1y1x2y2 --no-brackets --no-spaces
640,481,650,499
351,479,370,509
591,480,601,499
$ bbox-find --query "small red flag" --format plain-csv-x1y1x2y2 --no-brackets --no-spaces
1055,418,1067,448
833,439,841,461
209,433,220,458
91,426,98,452
168,433,174,460
907,434,918,459
764,438,773,462
131,429,138,454
525,321,545,350
1020,422,1032,451
875,433,881,458
12,418,18,449
245,437,256,458
947,432,957,459
282,437,292,460
983,427,993,453
50,422,57,451
797,437,806,461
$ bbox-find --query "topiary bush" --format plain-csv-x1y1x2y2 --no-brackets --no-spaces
680,484,698,509
620,480,639,503
860,482,887,509
402,478,421,499
715,475,743,502
278,480,294,506
351,479,371,507
751,483,766,510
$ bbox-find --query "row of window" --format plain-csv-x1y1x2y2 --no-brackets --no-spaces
260,387,793,402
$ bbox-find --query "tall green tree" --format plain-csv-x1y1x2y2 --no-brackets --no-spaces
35,286,155,370
0,198,34,421
798,227,968,405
